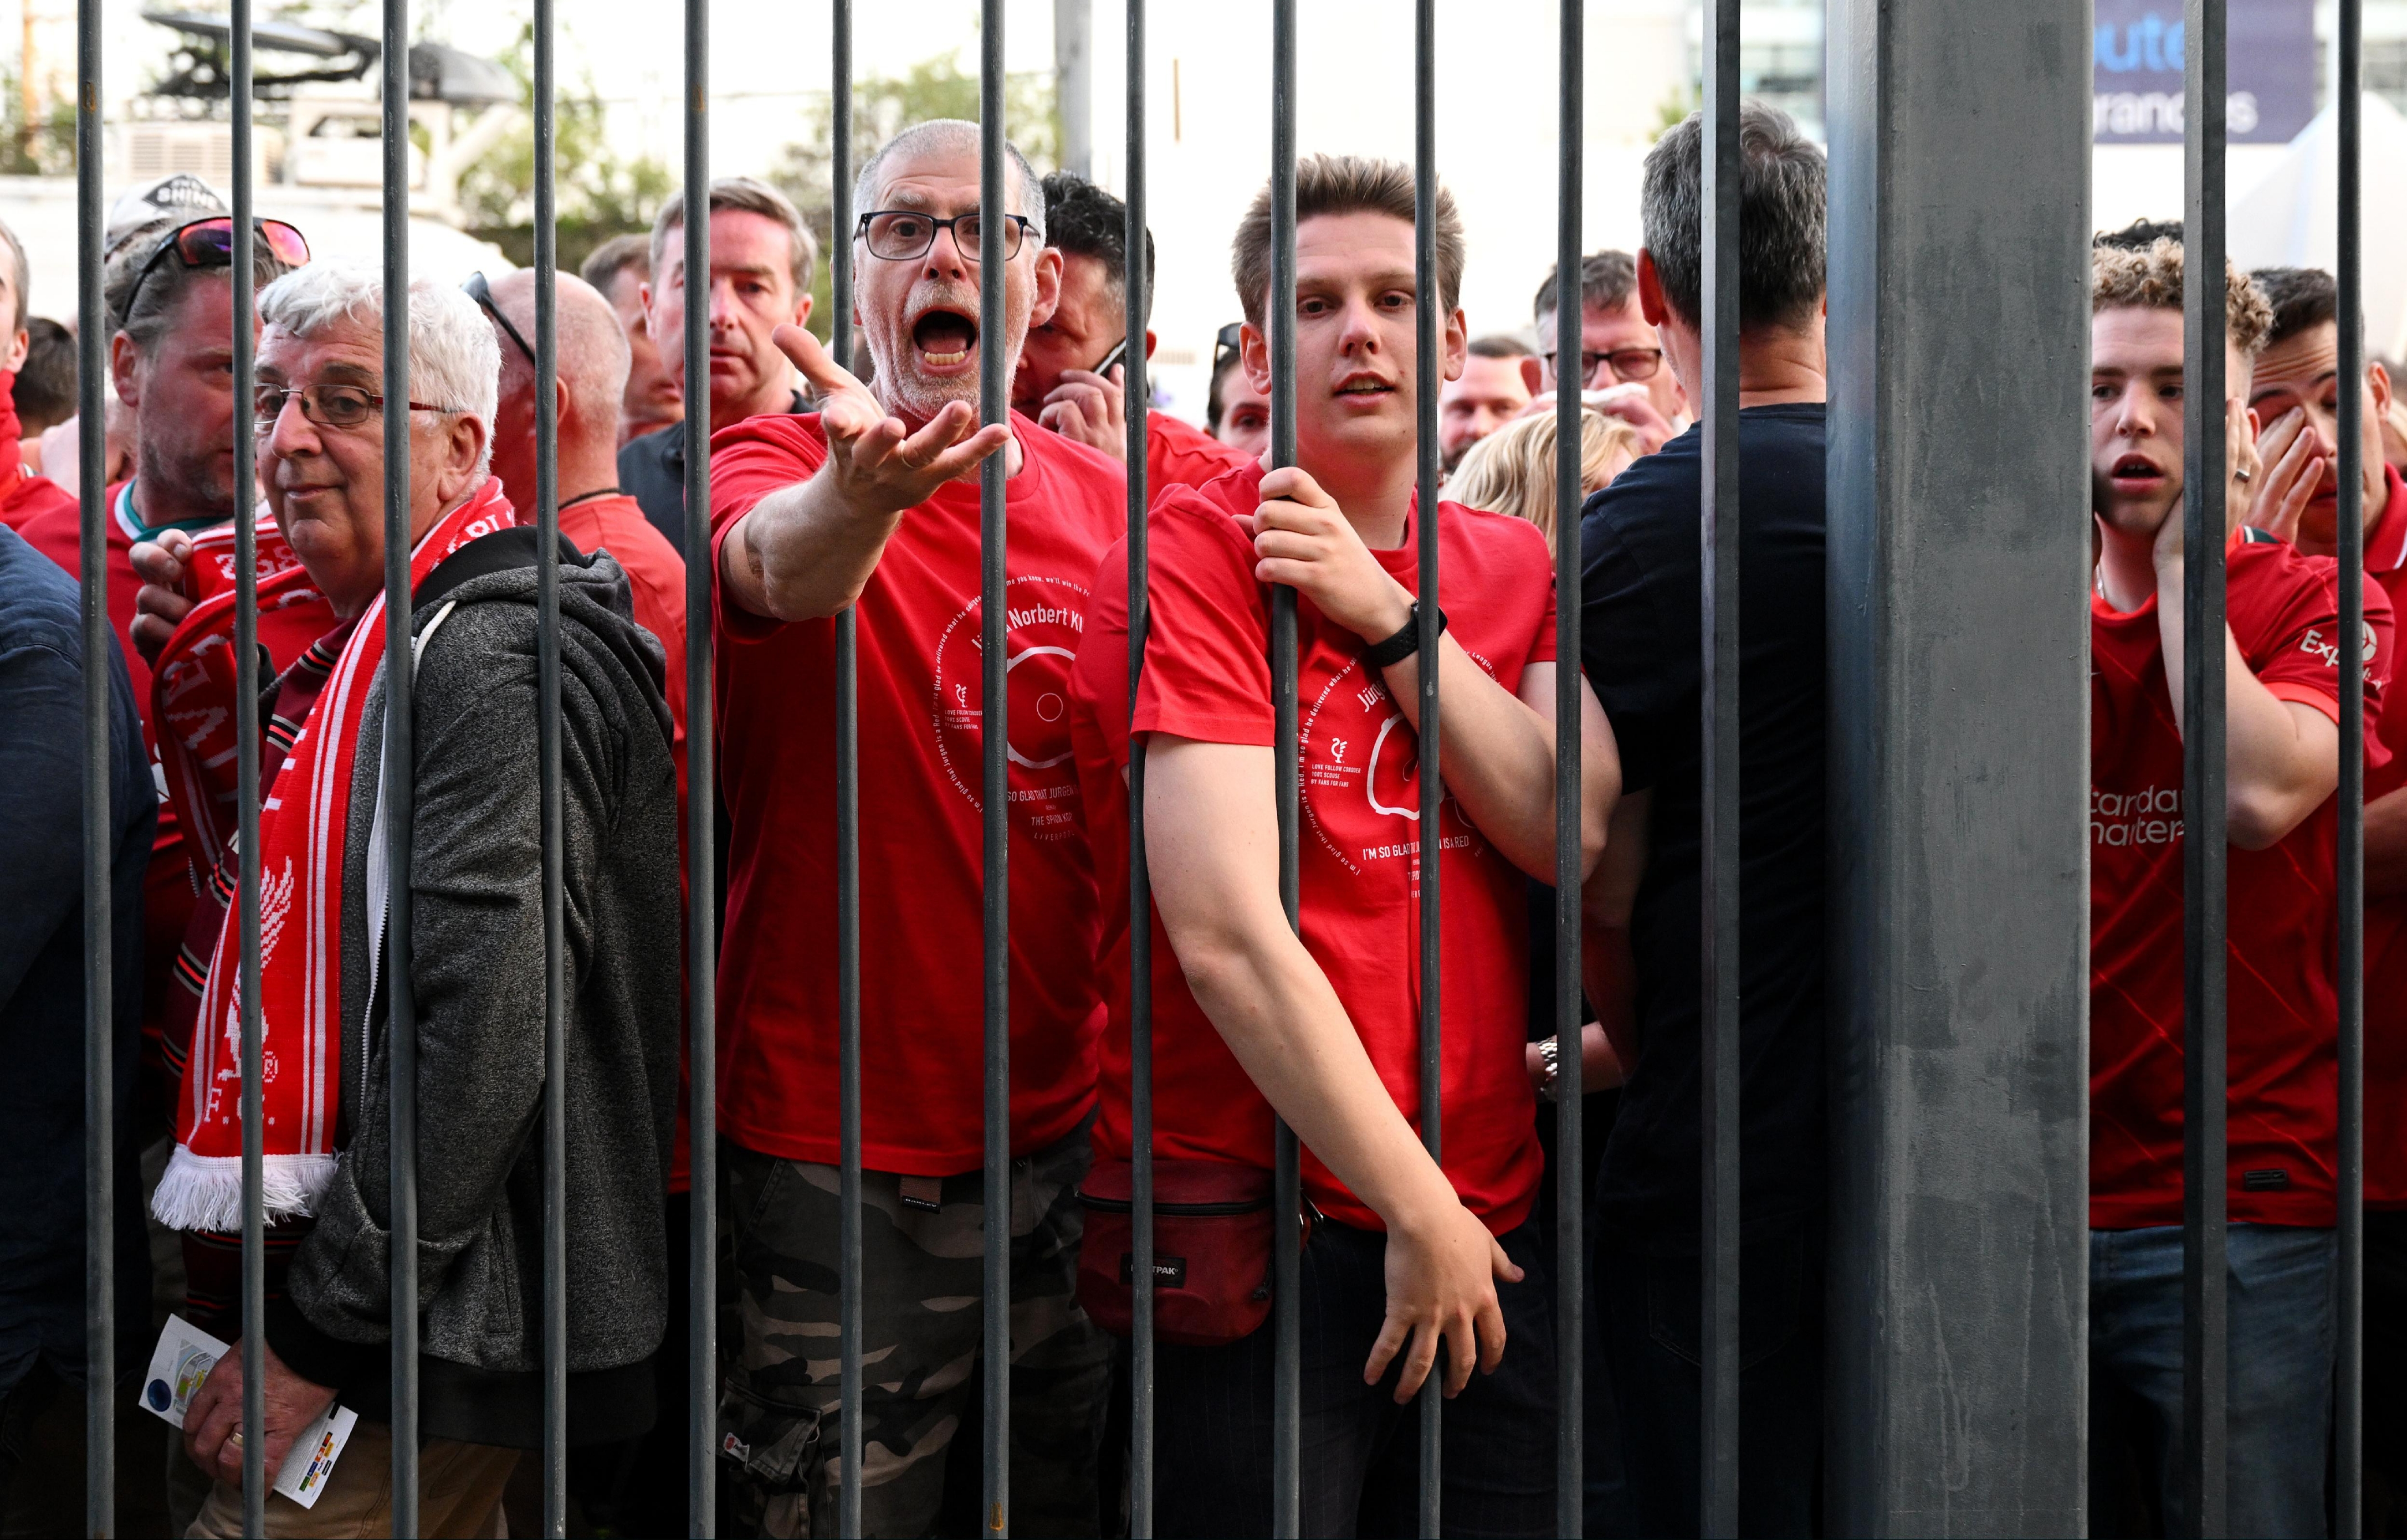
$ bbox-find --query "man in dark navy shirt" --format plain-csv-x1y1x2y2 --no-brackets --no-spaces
0,522,153,1511
1578,100,1829,1538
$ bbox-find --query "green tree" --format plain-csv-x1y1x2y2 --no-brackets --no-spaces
766,49,1058,340
455,20,677,273
0,61,80,176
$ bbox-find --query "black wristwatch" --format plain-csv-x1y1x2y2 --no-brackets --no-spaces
1364,602,1446,670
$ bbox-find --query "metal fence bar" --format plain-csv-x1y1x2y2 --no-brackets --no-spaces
230,0,268,1528
1698,0,1743,1532
380,0,422,1526
831,3,864,1536
1550,0,1584,1527
1267,2,1303,1533
1411,0,1444,1528
532,0,569,1530
1122,0,1158,1532
979,5,1011,1531
75,0,110,1522
2337,0,2367,1531
680,0,718,1523
2179,2,2230,1534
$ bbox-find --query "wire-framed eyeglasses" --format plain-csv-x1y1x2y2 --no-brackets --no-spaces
856,209,1036,263
254,382,453,434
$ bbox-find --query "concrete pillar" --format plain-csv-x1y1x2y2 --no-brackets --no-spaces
1054,0,1092,179
1824,3,2093,1533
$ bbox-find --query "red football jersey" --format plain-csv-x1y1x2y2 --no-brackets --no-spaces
2357,467,2407,1207
1069,463,1551,1234
708,412,1124,1175
1144,409,1254,498
2091,535,2395,1229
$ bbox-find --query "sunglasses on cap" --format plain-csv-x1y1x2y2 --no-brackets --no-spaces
463,271,535,366
126,216,310,320
1213,321,1245,377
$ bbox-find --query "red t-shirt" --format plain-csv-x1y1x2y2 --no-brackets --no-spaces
1145,409,1253,497
559,490,695,1190
2091,535,2395,1229
0,371,73,532
1068,463,1551,1235
709,412,1125,1174
2357,466,2407,1206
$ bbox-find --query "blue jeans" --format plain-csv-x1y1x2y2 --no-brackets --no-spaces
2088,1223,2335,1538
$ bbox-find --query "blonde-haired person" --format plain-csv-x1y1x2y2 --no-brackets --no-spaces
1446,404,1641,548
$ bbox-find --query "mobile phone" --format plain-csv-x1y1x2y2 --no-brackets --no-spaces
1092,337,1129,377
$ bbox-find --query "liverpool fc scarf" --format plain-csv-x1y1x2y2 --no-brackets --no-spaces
151,481,519,1231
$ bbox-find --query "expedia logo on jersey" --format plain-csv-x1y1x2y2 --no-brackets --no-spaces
1299,647,1499,887
2093,784,2183,848
2296,621,2383,684
928,573,1090,844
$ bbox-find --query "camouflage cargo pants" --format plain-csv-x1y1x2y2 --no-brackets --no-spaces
719,1125,1113,1538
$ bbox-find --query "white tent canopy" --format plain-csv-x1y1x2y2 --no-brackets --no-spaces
2230,92,2407,361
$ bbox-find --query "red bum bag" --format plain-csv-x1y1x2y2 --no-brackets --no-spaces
1076,1158,1307,1347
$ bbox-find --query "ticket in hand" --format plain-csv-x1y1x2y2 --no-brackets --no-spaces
137,1315,359,1510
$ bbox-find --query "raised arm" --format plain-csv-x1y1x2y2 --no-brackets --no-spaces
1145,732,1518,1401
717,324,1012,623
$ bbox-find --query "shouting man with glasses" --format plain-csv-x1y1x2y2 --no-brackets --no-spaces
22,212,306,1146
141,262,682,1537
1529,248,1686,457
1013,170,1253,495
708,118,1122,1537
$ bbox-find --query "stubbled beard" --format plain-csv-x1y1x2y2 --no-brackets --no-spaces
140,436,238,522
874,337,1026,426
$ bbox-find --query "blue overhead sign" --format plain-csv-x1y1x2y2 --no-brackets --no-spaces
2094,0,2317,145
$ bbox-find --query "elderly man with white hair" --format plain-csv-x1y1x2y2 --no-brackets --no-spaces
709,119,1124,1537
134,261,682,1538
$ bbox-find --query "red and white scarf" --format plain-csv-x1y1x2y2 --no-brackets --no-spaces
152,481,519,1231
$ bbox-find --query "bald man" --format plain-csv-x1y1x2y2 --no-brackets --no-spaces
475,269,688,781
474,266,696,1538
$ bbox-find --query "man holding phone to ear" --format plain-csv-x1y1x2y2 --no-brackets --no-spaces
1012,170,1254,494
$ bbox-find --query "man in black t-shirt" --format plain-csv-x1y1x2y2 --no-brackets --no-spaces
1577,100,1829,1538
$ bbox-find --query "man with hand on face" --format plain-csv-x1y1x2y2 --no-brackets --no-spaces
1531,248,1686,456
2247,263,2407,1515
1013,169,1252,495
0,218,75,531
153,263,680,1538
620,177,816,557
22,212,304,1136
710,119,1121,1538
2086,242,2388,1539
1067,155,1617,1537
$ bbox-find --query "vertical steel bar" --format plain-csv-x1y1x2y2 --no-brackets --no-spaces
979,4,1011,1533
1698,0,1743,1533
231,0,267,1528
75,0,110,1524
532,0,568,1531
681,0,717,1526
1411,0,1443,1530
380,0,421,1528
2180,3,2230,1534
1268,2,1303,1533
1123,1,1157,1533
831,5,863,1537
1551,1,1585,1529
2337,2,2367,1533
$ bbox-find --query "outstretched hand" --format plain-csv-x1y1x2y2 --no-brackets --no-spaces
772,324,1011,516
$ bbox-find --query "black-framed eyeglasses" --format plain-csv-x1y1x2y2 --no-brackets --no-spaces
856,209,1036,263
1213,321,1245,376
1543,345,1664,383
253,382,453,434
126,215,311,322
464,271,535,366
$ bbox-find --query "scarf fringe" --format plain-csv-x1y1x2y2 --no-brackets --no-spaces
150,1143,338,1233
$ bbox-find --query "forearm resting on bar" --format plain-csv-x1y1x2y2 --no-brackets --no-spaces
2157,589,2341,851
1144,735,1462,1231
1375,653,1617,884
1580,789,1650,1070
719,469,908,624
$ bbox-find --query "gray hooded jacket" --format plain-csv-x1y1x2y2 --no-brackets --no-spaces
260,537,682,1448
